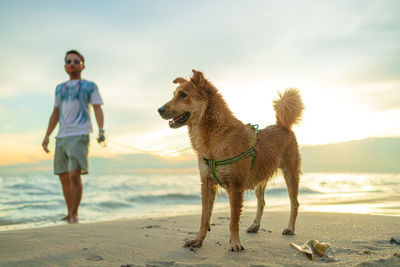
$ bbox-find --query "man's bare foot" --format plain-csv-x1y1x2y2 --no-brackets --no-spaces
68,215,79,223
61,215,69,221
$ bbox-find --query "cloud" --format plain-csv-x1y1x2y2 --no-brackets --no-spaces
0,93,53,133
0,130,50,165
353,84,400,112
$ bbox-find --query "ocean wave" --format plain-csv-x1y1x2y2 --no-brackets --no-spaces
129,193,201,204
263,187,320,196
299,187,321,194
96,201,132,209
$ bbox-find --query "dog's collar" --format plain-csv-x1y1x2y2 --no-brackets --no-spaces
203,124,259,188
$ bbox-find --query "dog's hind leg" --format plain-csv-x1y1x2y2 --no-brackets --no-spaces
184,177,217,248
247,182,266,233
281,161,300,235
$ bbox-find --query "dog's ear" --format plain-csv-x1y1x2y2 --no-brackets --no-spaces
191,69,206,89
173,77,188,85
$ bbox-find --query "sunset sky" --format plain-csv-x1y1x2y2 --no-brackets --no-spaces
0,0,399,166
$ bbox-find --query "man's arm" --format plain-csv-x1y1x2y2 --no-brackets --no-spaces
93,104,104,143
42,107,59,153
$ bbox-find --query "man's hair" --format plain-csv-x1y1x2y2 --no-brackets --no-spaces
65,50,85,63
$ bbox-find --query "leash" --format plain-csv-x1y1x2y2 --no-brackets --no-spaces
203,124,259,188
95,130,192,156
109,139,192,156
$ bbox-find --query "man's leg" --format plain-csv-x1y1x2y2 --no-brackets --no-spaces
69,169,82,223
65,135,88,223
58,173,72,220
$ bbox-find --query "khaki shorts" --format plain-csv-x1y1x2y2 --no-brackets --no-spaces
54,135,89,175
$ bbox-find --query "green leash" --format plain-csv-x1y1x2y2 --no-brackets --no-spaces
203,124,259,188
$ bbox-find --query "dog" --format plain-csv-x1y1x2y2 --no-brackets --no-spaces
158,70,304,252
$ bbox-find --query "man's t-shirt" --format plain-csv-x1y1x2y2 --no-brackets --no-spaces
54,79,103,138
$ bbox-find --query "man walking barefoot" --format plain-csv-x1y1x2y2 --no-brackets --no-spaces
42,50,105,223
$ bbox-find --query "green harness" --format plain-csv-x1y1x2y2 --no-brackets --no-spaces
203,124,259,188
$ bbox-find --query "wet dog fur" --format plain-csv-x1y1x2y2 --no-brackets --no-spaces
158,70,304,252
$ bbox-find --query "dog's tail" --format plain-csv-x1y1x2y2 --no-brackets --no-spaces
273,88,304,130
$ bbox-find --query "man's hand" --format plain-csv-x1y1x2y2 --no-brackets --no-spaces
42,136,50,153
97,129,105,143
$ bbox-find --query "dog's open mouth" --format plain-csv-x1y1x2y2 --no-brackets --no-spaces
169,112,190,128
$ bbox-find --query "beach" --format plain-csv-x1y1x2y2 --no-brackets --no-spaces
1,211,399,266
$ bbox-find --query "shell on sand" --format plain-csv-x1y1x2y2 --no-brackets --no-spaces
290,240,331,260
290,242,314,260
310,240,331,257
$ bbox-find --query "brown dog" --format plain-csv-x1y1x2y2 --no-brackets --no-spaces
158,70,304,252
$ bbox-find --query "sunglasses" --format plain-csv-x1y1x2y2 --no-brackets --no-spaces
65,59,83,65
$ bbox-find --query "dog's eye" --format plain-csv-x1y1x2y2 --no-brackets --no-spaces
179,92,187,98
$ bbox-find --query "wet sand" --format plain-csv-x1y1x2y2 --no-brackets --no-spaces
0,211,399,266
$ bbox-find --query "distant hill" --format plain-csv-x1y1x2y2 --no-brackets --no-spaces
300,138,400,173
1,138,399,175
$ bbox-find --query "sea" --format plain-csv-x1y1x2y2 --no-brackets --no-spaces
1,172,399,231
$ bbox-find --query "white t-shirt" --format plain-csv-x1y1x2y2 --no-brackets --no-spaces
54,79,103,138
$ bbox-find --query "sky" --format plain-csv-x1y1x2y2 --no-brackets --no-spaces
0,0,399,166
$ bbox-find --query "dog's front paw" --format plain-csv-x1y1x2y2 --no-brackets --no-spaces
184,239,203,248
282,227,295,235
229,239,245,252
246,223,260,233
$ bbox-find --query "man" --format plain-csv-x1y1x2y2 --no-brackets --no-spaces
42,50,105,223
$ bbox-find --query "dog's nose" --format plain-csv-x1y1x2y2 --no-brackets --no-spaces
158,106,166,114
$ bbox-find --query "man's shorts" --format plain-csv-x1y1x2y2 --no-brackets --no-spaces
54,135,89,175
